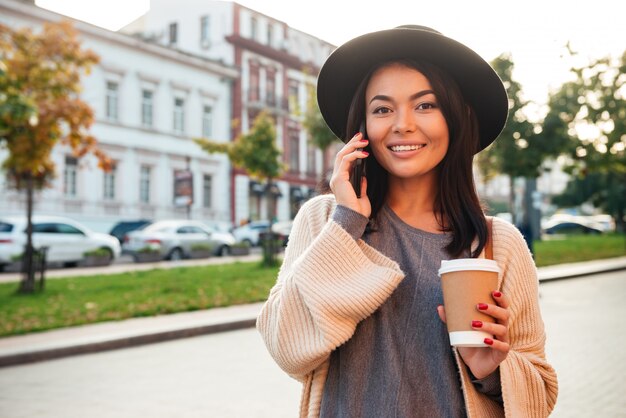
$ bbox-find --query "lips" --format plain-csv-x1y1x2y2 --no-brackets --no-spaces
388,144,426,152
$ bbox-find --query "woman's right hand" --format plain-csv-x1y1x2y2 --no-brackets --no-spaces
329,132,371,218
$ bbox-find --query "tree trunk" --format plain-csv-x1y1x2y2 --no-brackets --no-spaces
18,173,36,293
508,176,516,222
263,177,277,267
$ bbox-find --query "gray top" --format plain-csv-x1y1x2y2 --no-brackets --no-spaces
320,204,501,417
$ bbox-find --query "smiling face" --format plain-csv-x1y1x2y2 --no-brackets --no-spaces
365,63,449,185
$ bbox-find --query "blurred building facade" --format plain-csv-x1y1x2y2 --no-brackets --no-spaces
121,0,336,225
1,1,239,233
0,0,335,231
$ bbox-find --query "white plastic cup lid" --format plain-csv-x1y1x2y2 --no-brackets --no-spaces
438,258,500,276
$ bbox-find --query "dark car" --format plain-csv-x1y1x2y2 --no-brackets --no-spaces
544,222,602,235
109,220,152,244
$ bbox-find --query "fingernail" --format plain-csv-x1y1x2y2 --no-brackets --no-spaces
360,138,368,143
362,151,369,156
477,303,488,310
493,291,502,298
472,320,483,328
484,338,494,346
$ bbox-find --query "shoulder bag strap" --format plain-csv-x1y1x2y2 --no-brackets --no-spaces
485,216,494,260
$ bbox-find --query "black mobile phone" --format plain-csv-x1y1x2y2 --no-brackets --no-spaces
350,122,367,198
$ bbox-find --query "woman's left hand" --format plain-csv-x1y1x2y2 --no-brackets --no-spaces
437,291,510,379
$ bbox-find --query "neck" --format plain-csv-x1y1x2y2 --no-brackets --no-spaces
386,173,445,233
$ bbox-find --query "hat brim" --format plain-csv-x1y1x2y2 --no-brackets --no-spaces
317,27,508,152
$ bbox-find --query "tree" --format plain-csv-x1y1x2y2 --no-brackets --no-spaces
302,83,337,175
0,21,110,293
549,49,626,231
478,55,552,215
195,111,284,265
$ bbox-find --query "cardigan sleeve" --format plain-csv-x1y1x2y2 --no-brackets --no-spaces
493,219,559,417
256,195,405,382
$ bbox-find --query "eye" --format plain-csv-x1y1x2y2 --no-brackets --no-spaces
416,102,437,110
373,106,392,114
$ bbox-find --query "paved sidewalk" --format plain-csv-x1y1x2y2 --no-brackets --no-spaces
0,256,624,368
0,253,263,283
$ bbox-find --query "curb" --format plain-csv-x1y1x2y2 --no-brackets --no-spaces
1,257,624,368
0,318,255,368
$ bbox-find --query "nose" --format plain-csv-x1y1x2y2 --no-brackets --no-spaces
392,108,417,134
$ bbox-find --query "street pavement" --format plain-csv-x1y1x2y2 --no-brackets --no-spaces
0,256,625,417
0,269,624,417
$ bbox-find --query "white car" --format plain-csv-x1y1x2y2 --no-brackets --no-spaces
232,221,270,246
0,215,121,270
122,220,236,260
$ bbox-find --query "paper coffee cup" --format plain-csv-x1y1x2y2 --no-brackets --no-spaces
438,259,500,347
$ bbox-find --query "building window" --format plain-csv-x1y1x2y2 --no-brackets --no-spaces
266,70,276,106
141,90,153,127
169,22,178,45
200,16,210,42
173,97,185,133
307,142,317,175
288,80,299,112
139,165,151,203
250,17,258,41
203,174,212,208
106,81,119,121
202,105,213,138
103,163,117,200
289,129,300,172
267,25,273,46
64,156,78,197
248,65,259,101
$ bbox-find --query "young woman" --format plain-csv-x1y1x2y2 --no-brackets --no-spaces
257,25,558,417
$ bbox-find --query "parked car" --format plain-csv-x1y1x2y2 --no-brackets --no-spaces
122,220,236,261
232,221,270,246
109,219,152,244
271,220,293,246
0,215,121,271
543,221,603,235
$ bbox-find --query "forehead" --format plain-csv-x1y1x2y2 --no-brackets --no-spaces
366,63,433,96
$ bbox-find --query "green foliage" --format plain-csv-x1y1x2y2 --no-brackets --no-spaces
0,261,280,337
478,54,565,183
302,83,337,151
194,112,284,266
548,49,626,229
190,243,212,251
0,21,110,186
82,248,111,257
195,111,283,180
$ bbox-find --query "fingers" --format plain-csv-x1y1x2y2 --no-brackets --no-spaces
475,290,510,349
334,133,369,169
436,304,446,323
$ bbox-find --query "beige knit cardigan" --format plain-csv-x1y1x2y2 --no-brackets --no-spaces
257,195,558,417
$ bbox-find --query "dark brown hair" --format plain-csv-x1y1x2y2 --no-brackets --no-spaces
345,59,487,258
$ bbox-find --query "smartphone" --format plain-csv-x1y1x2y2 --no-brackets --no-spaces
350,122,367,198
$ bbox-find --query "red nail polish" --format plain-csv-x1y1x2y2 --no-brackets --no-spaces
493,291,502,298
478,303,488,310
484,338,494,345
360,139,368,143
472,320,483,328
362,151,369,156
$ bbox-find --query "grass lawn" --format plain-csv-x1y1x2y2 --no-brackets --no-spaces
0,233,624,337
0,261,279,337
533,233,625,267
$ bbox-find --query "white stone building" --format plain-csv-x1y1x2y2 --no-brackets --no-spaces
0,0,238,232
123,0,336,225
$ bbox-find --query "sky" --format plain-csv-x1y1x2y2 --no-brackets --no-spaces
36,0,626,113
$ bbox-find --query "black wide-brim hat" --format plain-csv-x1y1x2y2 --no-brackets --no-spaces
317,25,508,152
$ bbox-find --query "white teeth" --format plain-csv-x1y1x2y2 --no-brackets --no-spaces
389,144,425,152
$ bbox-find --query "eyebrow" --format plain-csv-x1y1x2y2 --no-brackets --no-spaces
368,89,436,105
